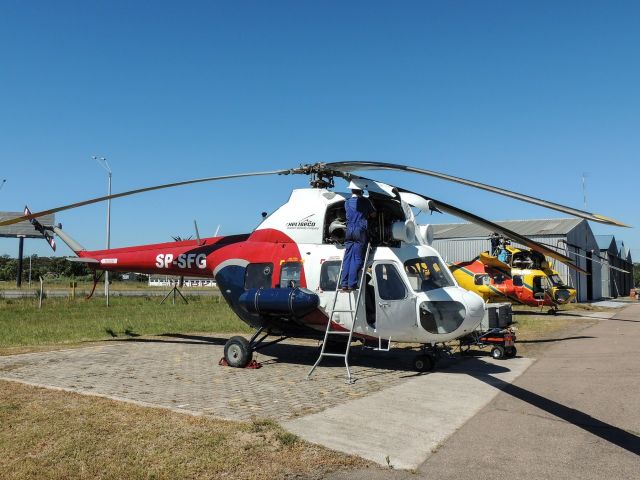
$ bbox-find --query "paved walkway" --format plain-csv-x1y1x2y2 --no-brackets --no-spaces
330,303,640,479
284,356,533,469
0,335,429,421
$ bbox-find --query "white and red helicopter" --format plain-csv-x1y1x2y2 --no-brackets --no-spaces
0,162,627,376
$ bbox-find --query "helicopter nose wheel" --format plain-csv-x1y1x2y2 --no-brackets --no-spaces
223,336,253,368
221,328,289,368
413,354,435,373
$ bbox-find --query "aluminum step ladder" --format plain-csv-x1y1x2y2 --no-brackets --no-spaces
307,243,372,384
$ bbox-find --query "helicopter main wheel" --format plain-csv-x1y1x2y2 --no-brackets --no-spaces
224,336,253,368
505,346,517,358
491,345,506,360
413,354,435,373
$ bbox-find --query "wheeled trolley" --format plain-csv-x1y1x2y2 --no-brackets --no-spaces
457,328,517,360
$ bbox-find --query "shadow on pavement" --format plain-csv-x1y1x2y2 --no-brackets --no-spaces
599,317,640,323
516,336,595,344
470,372,640,457
106,333,231,346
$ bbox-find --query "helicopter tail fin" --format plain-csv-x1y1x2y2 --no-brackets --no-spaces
24,206,57,252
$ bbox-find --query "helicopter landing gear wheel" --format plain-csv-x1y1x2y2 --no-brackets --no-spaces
224,336,253,368
491,345,506,360
413,354,435,372
505,346,517,358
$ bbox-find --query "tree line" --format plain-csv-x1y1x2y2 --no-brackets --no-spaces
0,255,142,282
0,255,91,281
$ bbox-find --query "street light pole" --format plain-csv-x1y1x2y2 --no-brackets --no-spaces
93,156,112,307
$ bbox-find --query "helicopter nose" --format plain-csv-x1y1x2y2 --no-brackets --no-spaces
463,290,485,321
553,288,572,304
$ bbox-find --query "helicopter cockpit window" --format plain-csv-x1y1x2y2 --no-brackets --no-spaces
549,274,565,287
244,263,273,290
512,275,523,287
320,260,341,291
403,257,454,292
279,262,302,288
375,263,407,300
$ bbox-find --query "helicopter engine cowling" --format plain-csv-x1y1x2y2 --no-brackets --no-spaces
417,224,434,246
238,287,320,317
391,220,415,243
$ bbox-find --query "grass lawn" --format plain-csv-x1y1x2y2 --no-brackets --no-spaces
0,380,368,480
0,296,251,353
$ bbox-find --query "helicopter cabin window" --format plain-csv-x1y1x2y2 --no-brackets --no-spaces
320,260,341,291
403,257,454,292
533,276,550,298
279,262,302,288
244,263,273,290
375,263,407,300
474,274,490,286
512,275,523,287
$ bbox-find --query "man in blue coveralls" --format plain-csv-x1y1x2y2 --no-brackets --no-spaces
340,183,377,291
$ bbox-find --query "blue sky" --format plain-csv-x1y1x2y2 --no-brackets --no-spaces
0,0,638,260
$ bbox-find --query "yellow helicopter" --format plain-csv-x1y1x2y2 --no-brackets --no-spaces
448,235,578,312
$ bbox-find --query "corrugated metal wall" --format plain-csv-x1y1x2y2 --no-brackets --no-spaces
432,238,491,265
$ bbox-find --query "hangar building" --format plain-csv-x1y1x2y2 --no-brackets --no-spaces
595,235,634,298
431,218,603,302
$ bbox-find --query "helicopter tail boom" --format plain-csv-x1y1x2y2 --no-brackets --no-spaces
52,225,86,254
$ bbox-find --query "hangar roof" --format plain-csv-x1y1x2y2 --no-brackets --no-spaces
595,235,617,252
432,218,583,239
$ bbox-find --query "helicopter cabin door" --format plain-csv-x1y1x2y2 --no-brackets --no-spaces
372,262,416,337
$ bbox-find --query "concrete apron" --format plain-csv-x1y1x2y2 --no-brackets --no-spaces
283,356,533,470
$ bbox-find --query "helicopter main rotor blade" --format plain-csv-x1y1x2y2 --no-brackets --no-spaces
328,161,629,227
350,174,588,274
0,169,291,227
